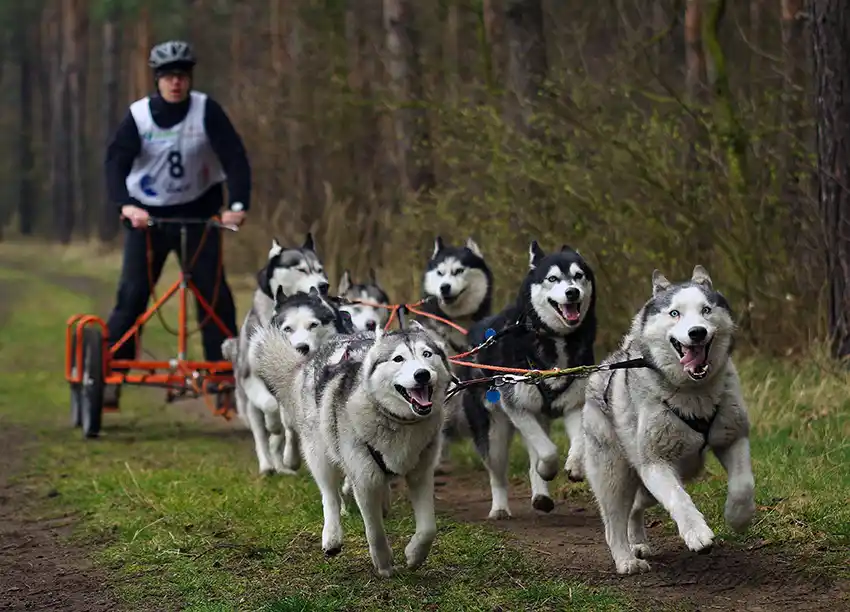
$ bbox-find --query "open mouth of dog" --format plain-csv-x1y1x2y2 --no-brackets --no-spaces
441,287,465,305
549,299,582,324
670,338,713,380
394,384,434,416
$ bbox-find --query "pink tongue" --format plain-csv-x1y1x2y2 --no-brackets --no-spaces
409,387,432,407
561,304,580,322
680,345,707,369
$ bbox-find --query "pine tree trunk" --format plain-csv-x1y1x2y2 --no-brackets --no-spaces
16,11,36,236
811,0,850,359
504,0,547,135
383,0,435,197
99,8,121,242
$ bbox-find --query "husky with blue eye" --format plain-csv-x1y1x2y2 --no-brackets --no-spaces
582,266,755,574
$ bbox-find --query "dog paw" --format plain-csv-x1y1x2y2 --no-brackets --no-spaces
725,496,756,533
564,456,585,482
323,544,342,557
615,556,651,575
681,523,715,553
275,466,298,476
375,565,397,578
631,543,652,559
532,495,555,513
405,541,432,570
259,466,276,478
488,507,512,520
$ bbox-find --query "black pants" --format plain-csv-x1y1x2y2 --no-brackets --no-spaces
105,222,238,364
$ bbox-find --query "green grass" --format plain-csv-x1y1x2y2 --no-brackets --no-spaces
0,240,847,610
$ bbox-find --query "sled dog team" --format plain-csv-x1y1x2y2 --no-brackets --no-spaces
222,234,756,578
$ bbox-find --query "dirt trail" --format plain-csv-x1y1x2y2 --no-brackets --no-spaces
434,471,848,611
0,425,122,612
0,272,122,611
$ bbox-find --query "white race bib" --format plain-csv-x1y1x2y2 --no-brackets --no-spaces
125,91,227,207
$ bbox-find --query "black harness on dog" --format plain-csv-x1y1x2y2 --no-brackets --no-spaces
366,444,396,476
600,362,718,449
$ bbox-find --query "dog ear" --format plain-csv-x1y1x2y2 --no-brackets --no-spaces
338,269,352,296
409,320,426,333
651,270,671,296
432,236,445,259
465,237,483,259
368,267,379,285
303,232,315,252
274,284,287,307
373,325,384,344
257,268,272,297
529,240,545,269
691,265,713,290
268,238,283,259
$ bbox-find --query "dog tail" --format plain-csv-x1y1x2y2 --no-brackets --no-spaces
249,320,301,401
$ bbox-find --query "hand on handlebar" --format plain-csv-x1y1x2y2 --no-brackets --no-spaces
221,210,246,227
121,204,150,229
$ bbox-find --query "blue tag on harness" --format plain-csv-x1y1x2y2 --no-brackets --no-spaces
485,388,501,403
485,328,496,339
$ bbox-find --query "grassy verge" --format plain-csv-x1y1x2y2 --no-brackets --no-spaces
0,240,846,610
0,242,633,611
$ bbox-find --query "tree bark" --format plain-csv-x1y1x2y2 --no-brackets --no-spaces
482,0,505,89
66,0,89,237
99,7,122,242
811,0,850,359
504,0,547,135
15,9,36,237
50,1,73,243
383,0,435,196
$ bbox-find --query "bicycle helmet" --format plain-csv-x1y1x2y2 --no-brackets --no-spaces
148,40,196,71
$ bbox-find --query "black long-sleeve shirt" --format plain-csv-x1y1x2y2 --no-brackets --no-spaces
105,92,252,218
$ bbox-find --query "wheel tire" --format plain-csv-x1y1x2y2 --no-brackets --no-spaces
70,332,82,427
215,388,234,415
81,327,105,439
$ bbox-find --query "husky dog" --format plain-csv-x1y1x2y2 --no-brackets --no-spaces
416,237,494,464
231,234,331,475
238,286,349,476
337,269,391,332
583,266,755,574
417,236,493,355
252,323,453,577
461,241,597,519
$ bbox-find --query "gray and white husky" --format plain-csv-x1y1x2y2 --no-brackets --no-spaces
337,269,390,332
252,323,453,577
241,286,351,475
229,235,335,475
582,266,756,574
460,241,597,519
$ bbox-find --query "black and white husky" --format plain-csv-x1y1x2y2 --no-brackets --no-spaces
461,241,597,519
252,323,453,577
228,234,333,475
582,266,755,574
416,236,493,355
337,269,390,332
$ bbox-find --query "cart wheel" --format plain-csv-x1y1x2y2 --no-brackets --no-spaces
70,331,82,427
81,327,105,439
216,388,235,415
